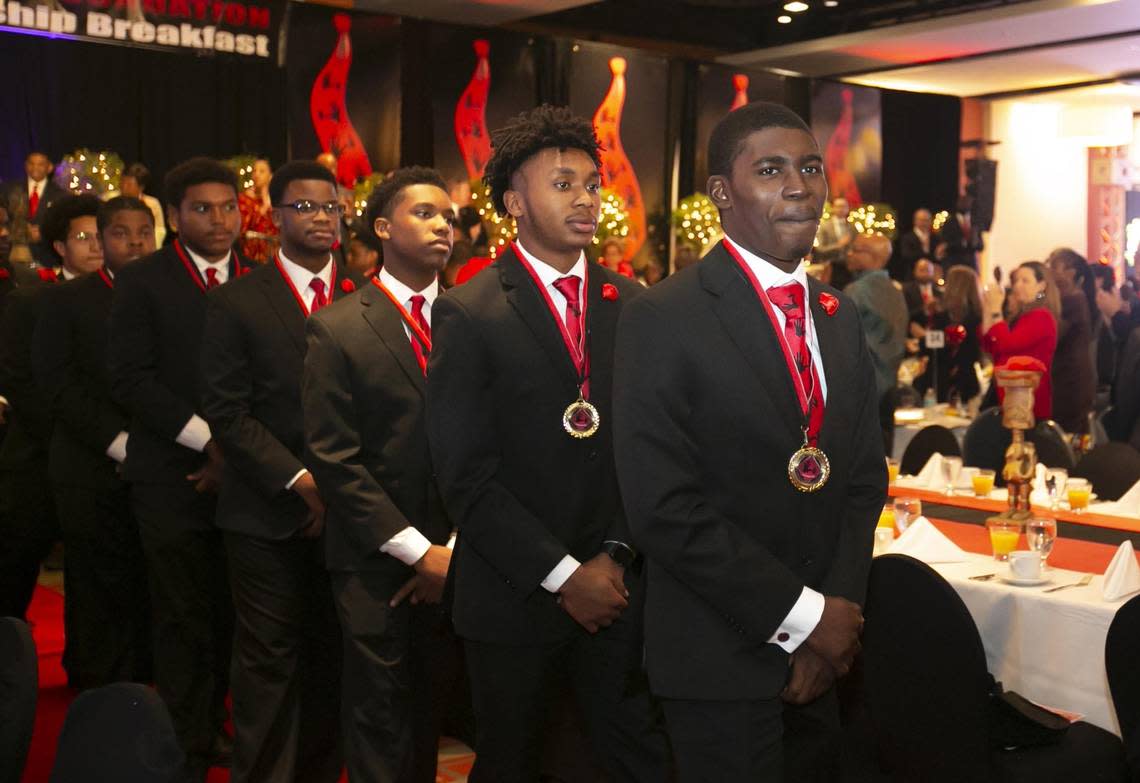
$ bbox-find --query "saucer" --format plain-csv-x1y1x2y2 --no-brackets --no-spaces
999,574,1053,587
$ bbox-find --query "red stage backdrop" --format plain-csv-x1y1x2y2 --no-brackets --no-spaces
811,81,882,207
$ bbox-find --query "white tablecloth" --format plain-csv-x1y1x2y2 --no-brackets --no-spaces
892,415,971,462
931,554,1125,734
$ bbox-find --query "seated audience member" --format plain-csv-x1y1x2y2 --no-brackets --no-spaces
32,196,155,690
346,228,380,279
903,259,942,336
1047,248,1097,434
927,266,983,406
119,163,166,246
893,208,933,281
845,233,909,400
598,236,635,278
673,241,701,273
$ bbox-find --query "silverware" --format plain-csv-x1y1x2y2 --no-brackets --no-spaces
969,573,997,581
1043,574,1093,593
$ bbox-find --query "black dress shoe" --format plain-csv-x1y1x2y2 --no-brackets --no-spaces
207,731,234,768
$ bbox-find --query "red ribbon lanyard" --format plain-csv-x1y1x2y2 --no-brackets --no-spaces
273,254,337,318
97,267,114,290
510,242,591,390
721,240,813,417
370,276,433,354
174,240,236,293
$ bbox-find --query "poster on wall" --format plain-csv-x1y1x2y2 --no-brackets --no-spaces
0,0,285,59
810,81,882,207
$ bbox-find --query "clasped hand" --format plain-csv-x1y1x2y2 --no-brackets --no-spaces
558,553,628,634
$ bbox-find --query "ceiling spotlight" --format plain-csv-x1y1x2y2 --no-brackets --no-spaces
777,14,792,22
824,0,838,6
784,1,809,10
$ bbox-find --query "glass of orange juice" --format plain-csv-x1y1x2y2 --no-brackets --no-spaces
1066,478,1091,513
878,504,896,529
886,458,900,484
972,469,996,497
987,520,1021,561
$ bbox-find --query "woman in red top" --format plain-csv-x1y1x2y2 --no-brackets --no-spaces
237,158,278,263
981,261,1060,420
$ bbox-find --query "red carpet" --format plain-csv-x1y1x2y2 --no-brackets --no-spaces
21,584,473,782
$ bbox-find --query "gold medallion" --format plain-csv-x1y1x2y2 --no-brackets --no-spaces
563,398,600,439
788,445,830,492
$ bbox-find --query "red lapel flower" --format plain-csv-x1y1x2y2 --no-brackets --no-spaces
601,283,619,301
818,291,839,316
340,279,356,293
37,267,58,283
0,268,10,281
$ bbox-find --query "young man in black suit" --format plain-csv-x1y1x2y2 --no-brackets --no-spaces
0,194,102,623
33,196,155,689
108,157,249,782
1,151,66,266
614,101,886,781
427,105,671,782
200,161,356,783
303,166,461,783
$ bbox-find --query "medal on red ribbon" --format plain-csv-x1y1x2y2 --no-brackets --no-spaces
723,240,830,492
511,243,599,439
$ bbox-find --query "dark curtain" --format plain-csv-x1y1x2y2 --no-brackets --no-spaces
881,89,961,234
0,33,286,204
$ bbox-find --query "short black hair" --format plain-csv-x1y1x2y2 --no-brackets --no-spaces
349,227,382,255
483,104,601,216
1091,262,1116,293
268,160,338,206
97,196,154,234
163,157,238,210
123,162,150,189
365,166,448,230
42,194,101,262
707,101,812,178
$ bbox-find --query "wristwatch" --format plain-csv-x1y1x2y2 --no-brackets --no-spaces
601,540,637,569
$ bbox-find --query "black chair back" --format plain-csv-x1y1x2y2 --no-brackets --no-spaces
1106,594,1140,781
1031,420,1077,472
0,617,36,783
965,408,1077,486
1073,443,1140,502
900,425,962,477
863,554,993,783
50,683,184,783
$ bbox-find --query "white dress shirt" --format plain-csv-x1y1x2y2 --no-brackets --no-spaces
724,234,827,653
27,177,44,200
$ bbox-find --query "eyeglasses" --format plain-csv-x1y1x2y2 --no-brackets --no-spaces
276,200,345,217
68,231,101,244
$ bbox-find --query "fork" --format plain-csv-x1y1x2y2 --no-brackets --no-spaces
1042,574,1093,593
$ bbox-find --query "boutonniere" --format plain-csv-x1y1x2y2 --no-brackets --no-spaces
0,268,10,281
37,267,58,283
601,283,619,301
818,291,838,316
340,279,356,293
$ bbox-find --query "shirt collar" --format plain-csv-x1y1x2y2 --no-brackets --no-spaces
723,234,808,292
28,177,43,194
183,242,232,272
516,241,586,288
278,249,333,292
60,267,77,281
377,266,438,308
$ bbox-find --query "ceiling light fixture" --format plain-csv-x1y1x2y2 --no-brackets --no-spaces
824,0,838,6
784,1,809,11
777,14,792,23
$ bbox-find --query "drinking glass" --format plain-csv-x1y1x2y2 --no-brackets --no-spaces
877,504,896,530
988,520,1021,562
1025,517,1057,569
1046,468,1068,512
972,469,996,497
942,456,963,496
886,458,900,484
1066,478,1091,513
893,497,922,533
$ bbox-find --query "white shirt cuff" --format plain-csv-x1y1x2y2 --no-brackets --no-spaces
285,469,308,491
379,526,433,567
768,587,826,653
446,532,457,550
105,431,129,463
541,555,581,593
175,414,212,452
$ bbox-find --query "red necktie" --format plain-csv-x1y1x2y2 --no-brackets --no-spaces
28,186,40,220
309,277,328,314
552,275,583,362
205,267,220,289
767,282,825,442
408,294,430,374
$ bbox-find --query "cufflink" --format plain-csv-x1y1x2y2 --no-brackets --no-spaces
777,632,790,643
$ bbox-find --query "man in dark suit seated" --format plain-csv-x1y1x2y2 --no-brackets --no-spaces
892,208,933,281
304,166,463,783
1,152,66,266
427,105,672,782
32,196,155,690
902,258,941,334
614,101,886,781
108,158,250,782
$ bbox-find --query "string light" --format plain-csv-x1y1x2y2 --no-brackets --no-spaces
473,181,517,259
353,173,385,218
672,193,722,250
224,155,257,192
57,149,124,196
848,203,897,240
932,210,950,233
592,189,631,249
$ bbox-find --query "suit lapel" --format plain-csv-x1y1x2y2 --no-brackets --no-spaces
261,265,308,356
499,248,580,389
330,261,355,303
701,245,804,438
361,282,425,396
584,267,618,402
807,278,851,451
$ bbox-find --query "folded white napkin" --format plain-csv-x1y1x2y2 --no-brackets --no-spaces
1102,540,1140,601
1090,479,1140,518
897,453,946,491
1029,463,1050,507
887,517,968,563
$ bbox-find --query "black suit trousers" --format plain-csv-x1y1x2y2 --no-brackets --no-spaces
331,568,461,783
0,467,59,619
132,481,233,773
55,482,151,689
661,689,840,783
225,531,341,783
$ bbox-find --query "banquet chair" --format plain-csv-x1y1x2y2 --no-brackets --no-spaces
0,617,37,783
50,682,184,783
863,554,1126,783
964,408,1077,485
1073,443,1140,502
899,424,960,477
1106,593,1140,782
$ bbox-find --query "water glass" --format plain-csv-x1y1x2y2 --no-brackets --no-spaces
893,497,922,533
942,456,963,496
1025,517,1057,568
1046,468,1068,512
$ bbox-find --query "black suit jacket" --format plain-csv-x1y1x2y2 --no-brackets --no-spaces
427,248,642,644
0,278,61,472
199,259,360,541
894,230,931,280
937,215,981,270
613,242,886,701
303,281,452,573
32,272,127,491
108,243,251,488
2,180,67,265
902,280,942,328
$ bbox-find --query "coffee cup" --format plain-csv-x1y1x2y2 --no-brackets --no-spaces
1009,550,1042,580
